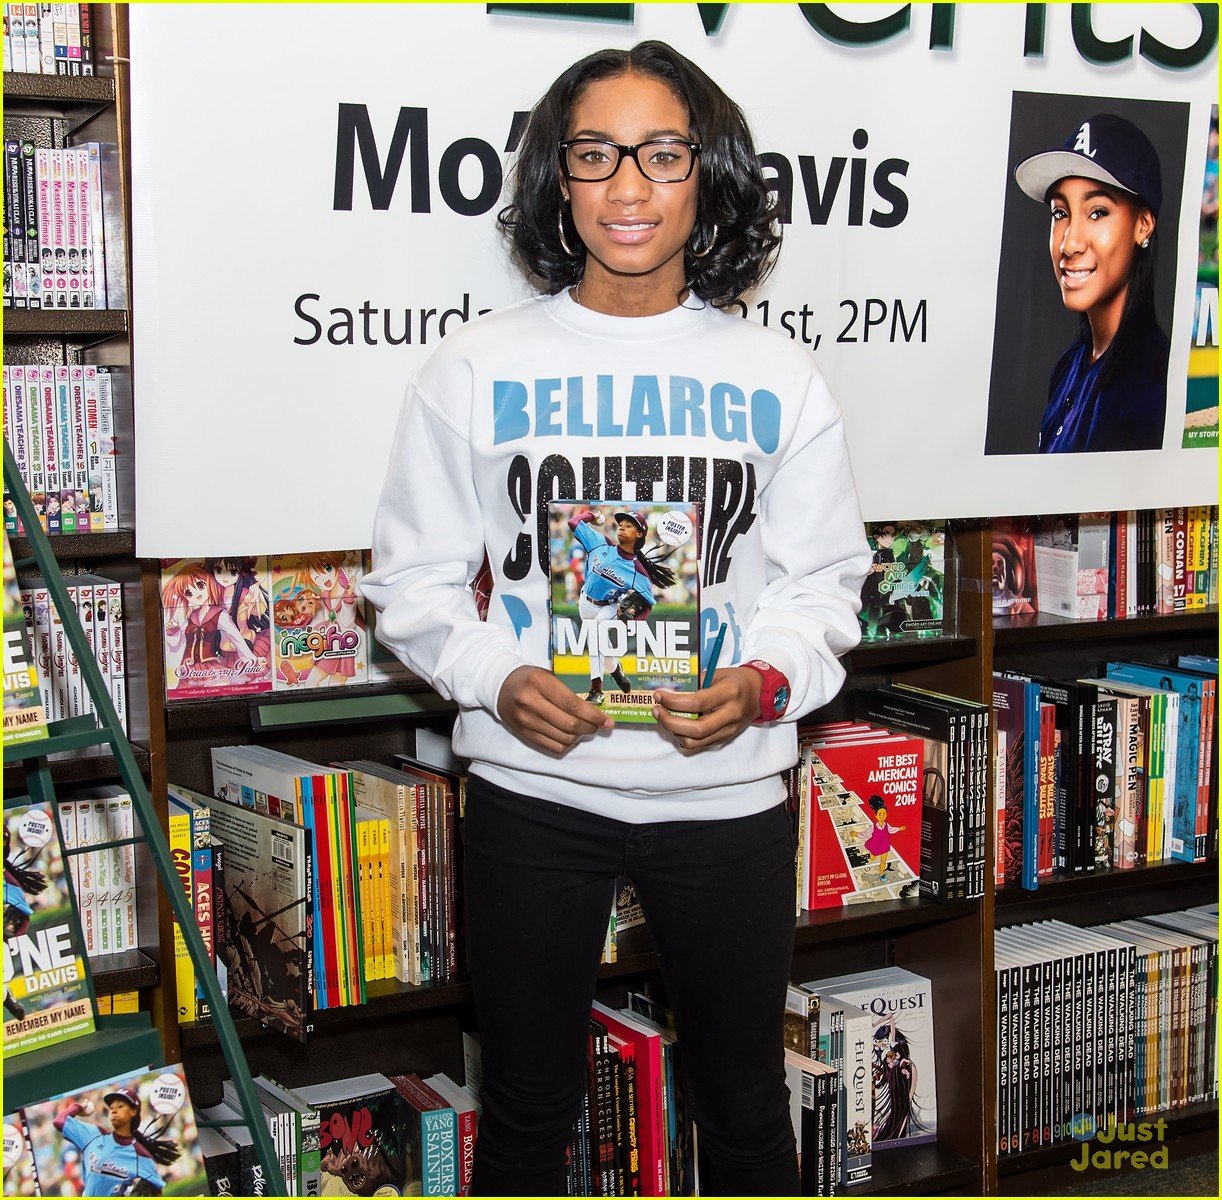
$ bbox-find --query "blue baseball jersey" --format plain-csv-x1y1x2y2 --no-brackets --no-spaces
59,1115,165,1196
572,520,655,607
5,879,33,918
1039,319,1169,453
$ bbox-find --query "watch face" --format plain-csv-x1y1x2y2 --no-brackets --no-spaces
774,685,790,715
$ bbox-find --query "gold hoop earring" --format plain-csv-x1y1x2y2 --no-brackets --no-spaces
558,209,580,259
689,223,718,259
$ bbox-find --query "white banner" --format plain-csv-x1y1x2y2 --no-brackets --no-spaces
130,2,1218,557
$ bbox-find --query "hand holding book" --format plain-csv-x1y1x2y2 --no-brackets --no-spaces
651,667,764,752
497,663,614,755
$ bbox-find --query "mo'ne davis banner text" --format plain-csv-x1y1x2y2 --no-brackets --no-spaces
129,3,1218,557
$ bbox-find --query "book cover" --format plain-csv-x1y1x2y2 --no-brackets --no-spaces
803,730,924,908
992,517,1038,616
295,1073,411,1197
4,534,47,745
2,1111,41,1196
185,785,314,1042
388,1075,457,1197
800,966,938,1150
3,801,94,1055
271,551,368,691
859,519,948,641
548,501,699,723
23,1063,208,1196
160,557,273,700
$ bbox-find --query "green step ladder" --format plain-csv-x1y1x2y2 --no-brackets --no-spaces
3,440,287,1195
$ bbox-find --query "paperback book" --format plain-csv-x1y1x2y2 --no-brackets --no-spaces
548,502,700,723
159,557,272,699
270,551,368,691
3,801,94,1055
22,1063,208,1197
3,532,46,745
858,520,948,641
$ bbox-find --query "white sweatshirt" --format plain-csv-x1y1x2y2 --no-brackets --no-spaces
362,290,871,823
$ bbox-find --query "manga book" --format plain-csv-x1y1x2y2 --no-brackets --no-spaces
271,551,368,691
800,966,938,1151
22,1063,208,1197
859,521,948,641
548,502,699,724
3,801,94,1056
159,557,272,700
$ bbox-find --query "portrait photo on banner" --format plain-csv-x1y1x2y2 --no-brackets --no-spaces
983,91,1189,457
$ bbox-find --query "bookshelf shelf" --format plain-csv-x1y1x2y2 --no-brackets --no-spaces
3,742,150,794
996,1099,1219,1182
1,308,128,337
996,859,1216,909
10,529,135,561
994,606,1219,648
846,634,978,669
861,1142,981,1196
92,947,159,994
2,70,115,105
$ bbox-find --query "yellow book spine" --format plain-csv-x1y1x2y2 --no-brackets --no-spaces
168,808,196,1024
378,816,391,980
358,817,374,983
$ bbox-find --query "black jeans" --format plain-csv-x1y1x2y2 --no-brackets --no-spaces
463,774,800,1197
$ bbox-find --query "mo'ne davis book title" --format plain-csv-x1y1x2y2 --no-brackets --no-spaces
548,501,700,724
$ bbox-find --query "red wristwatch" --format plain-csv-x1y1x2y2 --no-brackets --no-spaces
740,660,790,724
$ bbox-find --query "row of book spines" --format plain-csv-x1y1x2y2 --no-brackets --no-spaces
2,141,110,310
1,5,93,74
994,661,1217,889
4,363,122,535
167,796,217,1024
16,574,128,732
56,791,138,958
1111,507,1220,618
995,918,1217,1156
856,684,989,904
93,988,136,1014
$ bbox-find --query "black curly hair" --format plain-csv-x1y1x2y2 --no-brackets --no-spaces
498,40,781,307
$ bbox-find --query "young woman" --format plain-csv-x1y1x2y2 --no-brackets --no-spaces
364,40,870,1196
52,1087,179,1196
1015,113,1168,453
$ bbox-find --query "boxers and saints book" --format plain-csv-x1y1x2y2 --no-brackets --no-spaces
548,502,699,723
3,801,94,1056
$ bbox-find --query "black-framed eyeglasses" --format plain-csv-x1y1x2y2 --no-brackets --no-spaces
558,139,701,183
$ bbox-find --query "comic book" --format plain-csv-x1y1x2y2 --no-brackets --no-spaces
2,1111,41,1196
22,1063,208,1197
548,502,700,724
3,801,94,1056
176,783,314,1042
159,557,273,700
859,520,948,641
992,517,1038,617
270,551,369,692
800,726,925,909
4,533,47,746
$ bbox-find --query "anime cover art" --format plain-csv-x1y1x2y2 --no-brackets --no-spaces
3,802,94,1056
159,557,272,700
859,521,948,641
804,733,925,909
548,502,699,724
22,1063,208,1197
271,551,368,691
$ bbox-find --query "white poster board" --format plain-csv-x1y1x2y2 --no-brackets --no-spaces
130,2,1218,556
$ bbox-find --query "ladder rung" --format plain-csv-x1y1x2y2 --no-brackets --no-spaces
64,833,147,855
3,725,112,762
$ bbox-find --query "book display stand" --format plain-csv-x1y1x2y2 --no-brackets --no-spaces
2,445,288,1195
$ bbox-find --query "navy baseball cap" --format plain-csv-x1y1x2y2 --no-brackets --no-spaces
103,1087,141,1110
613,511,648,535
1015,114,1162,217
